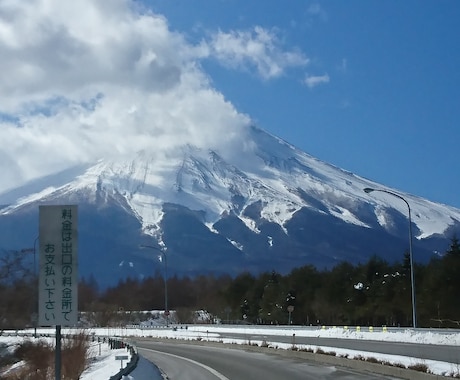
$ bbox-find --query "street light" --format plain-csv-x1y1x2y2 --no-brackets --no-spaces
139,245,169,327
363,187,417,328
21,236,39,276
20,236,39,337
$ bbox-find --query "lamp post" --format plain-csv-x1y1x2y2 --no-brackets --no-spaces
363,187,417,328
33,236,38,276
140,245,169,327
20,236,38,277
20,235,39,337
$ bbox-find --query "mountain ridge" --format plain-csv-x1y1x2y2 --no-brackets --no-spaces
1,126,459,286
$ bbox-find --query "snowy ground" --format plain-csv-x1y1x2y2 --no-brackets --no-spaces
0,333,133,380
1,325,460,378
81,344,132,380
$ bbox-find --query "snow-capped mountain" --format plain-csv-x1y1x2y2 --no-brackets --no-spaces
1,126,459,287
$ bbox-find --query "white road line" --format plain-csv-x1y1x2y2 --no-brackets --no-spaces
140,347,230,380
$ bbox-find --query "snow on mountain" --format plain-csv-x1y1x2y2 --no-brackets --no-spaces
178,127,460,240
3,126,457,239
1,126,459,286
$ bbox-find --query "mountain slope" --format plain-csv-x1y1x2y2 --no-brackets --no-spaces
1,126,459,287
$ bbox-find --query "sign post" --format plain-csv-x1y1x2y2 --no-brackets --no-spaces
38,205,78,379
115,355,129,369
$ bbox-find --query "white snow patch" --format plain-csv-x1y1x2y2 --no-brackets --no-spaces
329,206,368,227
267,236,273,247
239,216,261,233
205,222,219,234
227,238,243,250
0,187,59,214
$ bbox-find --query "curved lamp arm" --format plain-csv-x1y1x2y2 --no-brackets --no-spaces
363,187,417,328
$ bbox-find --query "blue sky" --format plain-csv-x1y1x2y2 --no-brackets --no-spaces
0,0,459,208
146,0,460,208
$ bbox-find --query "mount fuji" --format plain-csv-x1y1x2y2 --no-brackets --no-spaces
1,126,459,287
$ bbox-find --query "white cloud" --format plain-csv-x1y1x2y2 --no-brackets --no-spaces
0,0,310,195
304,73,330,88
208,26,309,80
307,3,328,22
0,0,190,111
0,0,251,193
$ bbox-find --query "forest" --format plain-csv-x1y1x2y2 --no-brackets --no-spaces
1,236,459,329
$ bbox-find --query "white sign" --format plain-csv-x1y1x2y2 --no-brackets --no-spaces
38,205,78,326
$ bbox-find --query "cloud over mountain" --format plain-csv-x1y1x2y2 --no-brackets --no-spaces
0,0,309,195
1,125,459,287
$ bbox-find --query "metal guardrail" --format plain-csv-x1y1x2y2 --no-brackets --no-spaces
0,331,142,380
108,340,139,380
188,324,460,335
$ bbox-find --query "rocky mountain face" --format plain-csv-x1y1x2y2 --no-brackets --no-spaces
1,126,459,287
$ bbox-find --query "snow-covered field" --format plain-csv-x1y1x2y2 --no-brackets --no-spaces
1,325,459,378
0,332,132,380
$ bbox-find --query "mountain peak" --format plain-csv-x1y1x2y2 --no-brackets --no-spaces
1,126,459,286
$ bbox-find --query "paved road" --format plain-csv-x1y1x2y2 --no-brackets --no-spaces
128,355,163,379
137,340,403,380
221,331,460,363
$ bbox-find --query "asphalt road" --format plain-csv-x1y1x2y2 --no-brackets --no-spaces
222,331,460,363
137,340,404,380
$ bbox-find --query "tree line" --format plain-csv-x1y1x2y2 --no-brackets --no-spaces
1,236,459,329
